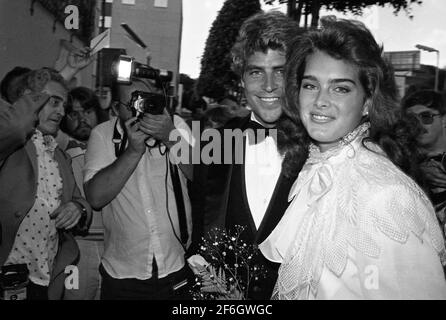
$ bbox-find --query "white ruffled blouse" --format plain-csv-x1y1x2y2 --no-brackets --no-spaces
260,123,446,300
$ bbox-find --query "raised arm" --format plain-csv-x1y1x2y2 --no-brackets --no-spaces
84,118,148,210
0,93,49,162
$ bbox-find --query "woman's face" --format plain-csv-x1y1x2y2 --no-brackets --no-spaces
298,50,368,152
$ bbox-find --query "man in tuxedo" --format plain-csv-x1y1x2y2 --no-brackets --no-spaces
195,11,301,299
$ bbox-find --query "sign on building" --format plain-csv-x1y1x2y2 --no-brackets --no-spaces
384,51,420,71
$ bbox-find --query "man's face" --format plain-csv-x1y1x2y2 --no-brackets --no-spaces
241,49,285,128
65,100,98,142
37,81,67,136
406,104,446,150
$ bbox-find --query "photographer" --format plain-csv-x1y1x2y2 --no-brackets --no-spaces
83,77,193,300
402,90,446,238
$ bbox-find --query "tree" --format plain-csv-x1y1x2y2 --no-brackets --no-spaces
264,0,423,28
196,0,261,101
179,73,197,111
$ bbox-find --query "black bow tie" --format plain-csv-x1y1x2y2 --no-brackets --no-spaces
247,120,276,144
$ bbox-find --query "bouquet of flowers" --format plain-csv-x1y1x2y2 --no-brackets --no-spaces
188,225,267,300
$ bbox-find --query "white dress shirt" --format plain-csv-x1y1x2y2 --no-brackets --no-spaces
244,113,283,229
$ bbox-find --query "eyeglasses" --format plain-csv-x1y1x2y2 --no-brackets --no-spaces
414,111,442,125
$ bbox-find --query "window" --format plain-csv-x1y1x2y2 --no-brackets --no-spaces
154,0,168,8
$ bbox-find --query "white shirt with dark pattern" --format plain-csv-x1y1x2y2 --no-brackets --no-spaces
5,130,61,286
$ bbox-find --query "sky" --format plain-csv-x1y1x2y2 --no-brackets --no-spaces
180,0,446,79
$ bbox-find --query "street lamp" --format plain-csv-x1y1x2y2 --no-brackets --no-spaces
415,44,440,92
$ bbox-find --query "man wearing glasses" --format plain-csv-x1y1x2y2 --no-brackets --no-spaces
403,90,446,238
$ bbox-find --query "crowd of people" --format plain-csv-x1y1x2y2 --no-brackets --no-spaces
1,10,446,300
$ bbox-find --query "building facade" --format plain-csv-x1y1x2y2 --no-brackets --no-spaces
98,0,183,92
0,0,95,88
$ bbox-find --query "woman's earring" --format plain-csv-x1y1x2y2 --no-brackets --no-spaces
363,102,370,117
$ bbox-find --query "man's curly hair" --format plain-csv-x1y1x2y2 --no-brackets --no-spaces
230,10,301,77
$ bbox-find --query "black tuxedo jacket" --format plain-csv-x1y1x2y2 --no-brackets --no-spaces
191,115,298,299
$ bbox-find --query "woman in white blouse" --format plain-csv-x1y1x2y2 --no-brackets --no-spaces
260,17,446,300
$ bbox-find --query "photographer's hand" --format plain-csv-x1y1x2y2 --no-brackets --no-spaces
125,117,149,155
420,160,446,188
139,109,176,149
84,117,149,210
139,111,194,181
59,46,93,82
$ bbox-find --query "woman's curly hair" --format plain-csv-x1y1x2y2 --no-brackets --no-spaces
278,17,423,184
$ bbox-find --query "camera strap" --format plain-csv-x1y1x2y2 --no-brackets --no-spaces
169,162,189,246
113,118,128,158
112,117,188,246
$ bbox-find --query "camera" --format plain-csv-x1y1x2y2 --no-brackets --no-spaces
0,264,29,300
111,54,173,117
114,55,173,85
128,90,167,118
